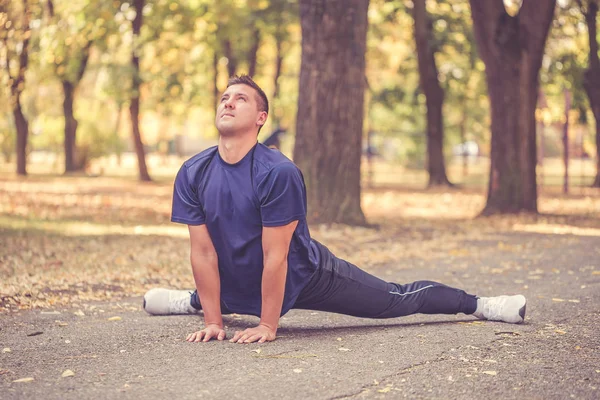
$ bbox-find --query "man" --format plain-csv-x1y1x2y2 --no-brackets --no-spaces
144,75,526,344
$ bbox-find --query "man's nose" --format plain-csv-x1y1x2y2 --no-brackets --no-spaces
224,98,235,108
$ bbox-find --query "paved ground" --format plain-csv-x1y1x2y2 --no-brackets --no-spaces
1,231,599,399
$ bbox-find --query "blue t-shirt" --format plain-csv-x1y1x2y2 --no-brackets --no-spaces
171,143,318,317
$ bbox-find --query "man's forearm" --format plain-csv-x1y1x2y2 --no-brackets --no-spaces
191,252,223,327
260,259,288,330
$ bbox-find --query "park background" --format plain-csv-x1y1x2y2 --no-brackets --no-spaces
1,0,599,311
1,1,600,398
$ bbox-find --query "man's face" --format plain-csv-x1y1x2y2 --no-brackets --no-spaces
215,84,267,136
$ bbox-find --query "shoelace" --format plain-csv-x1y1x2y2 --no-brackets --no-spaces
171,292,193,314
483,297,505,320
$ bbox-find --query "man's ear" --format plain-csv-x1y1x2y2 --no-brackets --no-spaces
257,111,267,127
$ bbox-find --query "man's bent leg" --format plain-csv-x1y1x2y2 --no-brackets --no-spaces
294,241,477,318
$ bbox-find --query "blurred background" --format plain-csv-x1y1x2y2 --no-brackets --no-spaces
0,0,599,218
1,0,600,311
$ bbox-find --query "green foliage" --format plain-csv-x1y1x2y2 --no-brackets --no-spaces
0,0,595,170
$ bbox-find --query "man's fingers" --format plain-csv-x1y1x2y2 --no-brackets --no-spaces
217,330,226,341
194,331,206,342
258,335,267,343
244,333,263,343
202,332,213,342
230,331,243,343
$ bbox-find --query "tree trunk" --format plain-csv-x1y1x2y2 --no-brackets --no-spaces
114,102,123,166
271,33,284,127
223,39,237,77
14,101,28,176
62,80,78,172
213,50,219,119
412,0,452,187
130,0,151,182
294,0,369,226
61,42,90,173
469,0,555,214
459,104,468,177
247,27,260,77
6,0,32,176
581,1,600,187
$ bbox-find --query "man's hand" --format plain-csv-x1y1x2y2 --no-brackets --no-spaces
186,324,226,342
230,324,277,344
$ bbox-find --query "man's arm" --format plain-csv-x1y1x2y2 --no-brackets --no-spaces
230,220,298,344
186,224,225,342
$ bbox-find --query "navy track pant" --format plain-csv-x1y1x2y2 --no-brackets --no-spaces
191,240,477,318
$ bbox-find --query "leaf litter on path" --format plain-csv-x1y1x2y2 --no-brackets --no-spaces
2,177,599,313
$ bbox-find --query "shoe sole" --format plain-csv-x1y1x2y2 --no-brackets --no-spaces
518,303,526,323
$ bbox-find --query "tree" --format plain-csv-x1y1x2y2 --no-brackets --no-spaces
411,0,452,187
294,0,369,225
130,0,151,182
0,0,32,175
576,0,600,187
469,0,556,214
44,0,97,172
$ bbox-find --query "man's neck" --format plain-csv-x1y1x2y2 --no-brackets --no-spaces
218,133,258,164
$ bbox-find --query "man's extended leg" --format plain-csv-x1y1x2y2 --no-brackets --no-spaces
294,241,525,323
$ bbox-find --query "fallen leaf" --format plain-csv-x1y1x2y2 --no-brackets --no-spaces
568,299,580,303
251,348,262,354
336,337,342,341
378,387,392,393
293,369,302,373
338,347,351,352
554,330,567,335
252,354,317,359
13,377,34,383
61,370,75,378
552,298,565,302
482,371,497,376
592,271,600,275
2,348,11,353
107,316,122,321
74,310,85,317
57,322,68,327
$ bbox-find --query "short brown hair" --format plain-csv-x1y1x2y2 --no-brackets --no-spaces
227,75,269,115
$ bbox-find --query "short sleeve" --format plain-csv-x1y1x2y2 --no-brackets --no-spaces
171,164,206,225
258,162,306,227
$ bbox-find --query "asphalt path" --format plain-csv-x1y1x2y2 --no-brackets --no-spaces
1,232,599,399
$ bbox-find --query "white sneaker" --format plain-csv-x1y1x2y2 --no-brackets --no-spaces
143,288,199,315
473,295,526,324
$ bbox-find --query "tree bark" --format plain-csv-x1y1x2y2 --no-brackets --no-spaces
294,0,369,226
62,41,91,173
271,32,284,127
4,0,32,176
247,27,260,77
62,80,78,172
213,50,219,119
412,0,452,187
223,39,237,77
130,0,151,181
580,0,600,187
469,0,555,214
